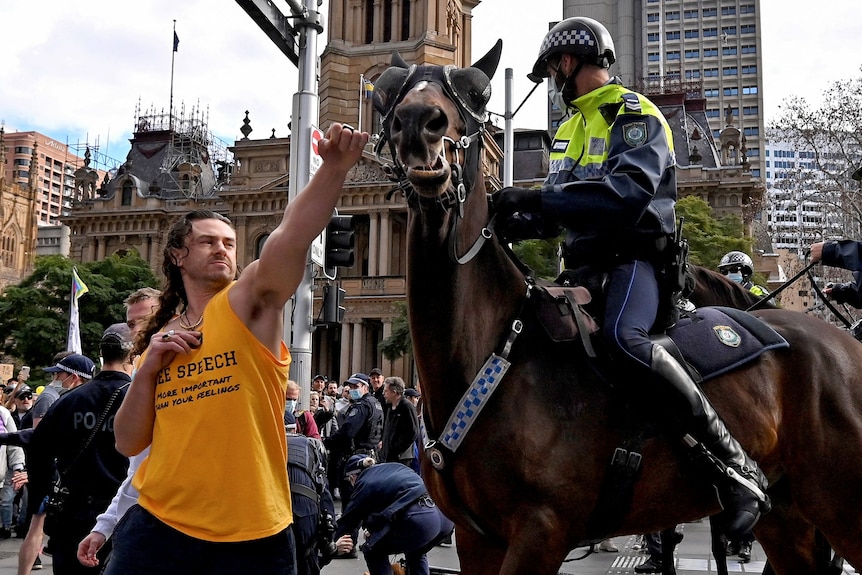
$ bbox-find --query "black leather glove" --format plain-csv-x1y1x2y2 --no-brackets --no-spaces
493,187,542,220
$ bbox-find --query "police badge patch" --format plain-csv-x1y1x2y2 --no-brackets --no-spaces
713,325,741,348
623,122,647,147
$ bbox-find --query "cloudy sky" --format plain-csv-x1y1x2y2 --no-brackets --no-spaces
1,0,858,166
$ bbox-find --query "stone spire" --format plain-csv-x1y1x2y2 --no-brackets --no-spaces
0,126,5,187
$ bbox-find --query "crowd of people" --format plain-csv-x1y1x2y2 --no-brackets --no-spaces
0,123,452,575
4,13,861,574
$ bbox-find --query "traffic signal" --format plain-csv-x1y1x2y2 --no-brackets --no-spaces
322,284,346,324
324,215,355,278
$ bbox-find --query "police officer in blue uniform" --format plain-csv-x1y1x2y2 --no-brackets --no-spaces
811,240,862,307
323,373,383,557
27,326,132,574
334,456,453,575
493,16,769,536
284,411,337,575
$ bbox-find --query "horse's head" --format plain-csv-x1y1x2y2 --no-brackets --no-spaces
373,40,502,204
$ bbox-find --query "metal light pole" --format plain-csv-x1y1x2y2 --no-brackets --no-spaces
285,0,323,410
236,0,323,410
503,68,514,187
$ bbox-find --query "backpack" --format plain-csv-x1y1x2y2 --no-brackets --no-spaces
287,435,326,500
287,435,336,559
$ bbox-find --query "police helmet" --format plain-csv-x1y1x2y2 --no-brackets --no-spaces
530,17,616,81
718,251,754,279
344,454,375,478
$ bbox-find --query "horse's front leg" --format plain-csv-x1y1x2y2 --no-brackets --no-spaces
495,511,571,575
454,526,505,575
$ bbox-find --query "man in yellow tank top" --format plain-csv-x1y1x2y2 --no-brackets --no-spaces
106,124,369,575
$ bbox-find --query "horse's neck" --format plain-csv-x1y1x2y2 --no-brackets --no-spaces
407,207,525,380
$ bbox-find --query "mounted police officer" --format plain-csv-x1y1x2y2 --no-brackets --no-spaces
719,251,769,297
323,373,383,558
492,16,769,537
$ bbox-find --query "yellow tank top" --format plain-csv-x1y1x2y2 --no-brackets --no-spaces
133,283,292,541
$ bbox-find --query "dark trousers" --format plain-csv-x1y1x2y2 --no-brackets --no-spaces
362,501,454,575
603,260,661,369
104,505,297,575
49,501,109,575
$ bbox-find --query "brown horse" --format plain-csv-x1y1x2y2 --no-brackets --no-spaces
372,43,862,575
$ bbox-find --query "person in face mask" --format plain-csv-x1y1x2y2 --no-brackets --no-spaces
718,251,770,297
25,353,96,429
323,373,384,557
493,16,770,541
285,380,320,439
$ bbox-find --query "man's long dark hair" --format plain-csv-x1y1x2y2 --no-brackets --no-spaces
135,210,236,354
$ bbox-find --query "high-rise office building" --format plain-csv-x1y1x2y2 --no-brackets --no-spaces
561,0,765,178
1,131,101,226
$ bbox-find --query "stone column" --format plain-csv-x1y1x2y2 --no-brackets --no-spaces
331,0,345,42
392,0,402,40
352,0,363,44
350,319,364,375
340,321,352,382
88,238,97,262
378,209,391,275
368,210,380,276
374,0,384,43
234,216,248,266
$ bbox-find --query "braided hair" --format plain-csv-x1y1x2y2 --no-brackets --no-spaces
135,210,235,355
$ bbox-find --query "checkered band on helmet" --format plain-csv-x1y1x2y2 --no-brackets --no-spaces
718,251,754,277
531,17,616,80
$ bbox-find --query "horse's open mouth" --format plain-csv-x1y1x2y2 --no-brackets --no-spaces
405,155,451,194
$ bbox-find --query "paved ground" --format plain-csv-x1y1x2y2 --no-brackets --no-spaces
0,520,854,574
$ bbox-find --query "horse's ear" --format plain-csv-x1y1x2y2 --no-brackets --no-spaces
471,39,502,81
391,51,409,69
373,66,410,115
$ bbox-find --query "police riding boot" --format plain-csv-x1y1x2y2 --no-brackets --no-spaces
650,345,770,537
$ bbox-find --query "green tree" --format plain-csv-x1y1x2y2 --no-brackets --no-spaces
511,237,562,280
380,302,411,362
676,195,752,270
0,252,159,372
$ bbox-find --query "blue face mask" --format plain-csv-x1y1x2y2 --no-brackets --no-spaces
726,272,743,284
285,399,297,413
349,389,363,401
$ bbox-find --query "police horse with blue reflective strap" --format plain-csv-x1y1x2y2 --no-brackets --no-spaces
372,40,862,575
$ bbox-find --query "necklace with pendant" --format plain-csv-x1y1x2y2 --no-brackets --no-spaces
179,310,204,330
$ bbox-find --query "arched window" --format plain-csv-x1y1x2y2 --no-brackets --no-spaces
1,229,18,268
365,0,374,44
401,2,410,40
122,180,133,205
256,234,270,259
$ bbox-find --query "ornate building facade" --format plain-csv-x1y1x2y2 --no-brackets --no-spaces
0,128,39,290
64,0,497,384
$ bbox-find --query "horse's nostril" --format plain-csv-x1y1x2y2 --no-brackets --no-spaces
425,110,447,136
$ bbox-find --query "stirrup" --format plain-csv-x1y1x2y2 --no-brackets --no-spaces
683,434,770,509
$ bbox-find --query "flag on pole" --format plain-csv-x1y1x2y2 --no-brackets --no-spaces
361,75,374,99
173,31,180,52
67,268,89,354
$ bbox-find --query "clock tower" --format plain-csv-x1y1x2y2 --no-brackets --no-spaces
321,0,481,131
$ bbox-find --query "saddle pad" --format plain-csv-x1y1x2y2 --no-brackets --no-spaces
667,306,789,382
